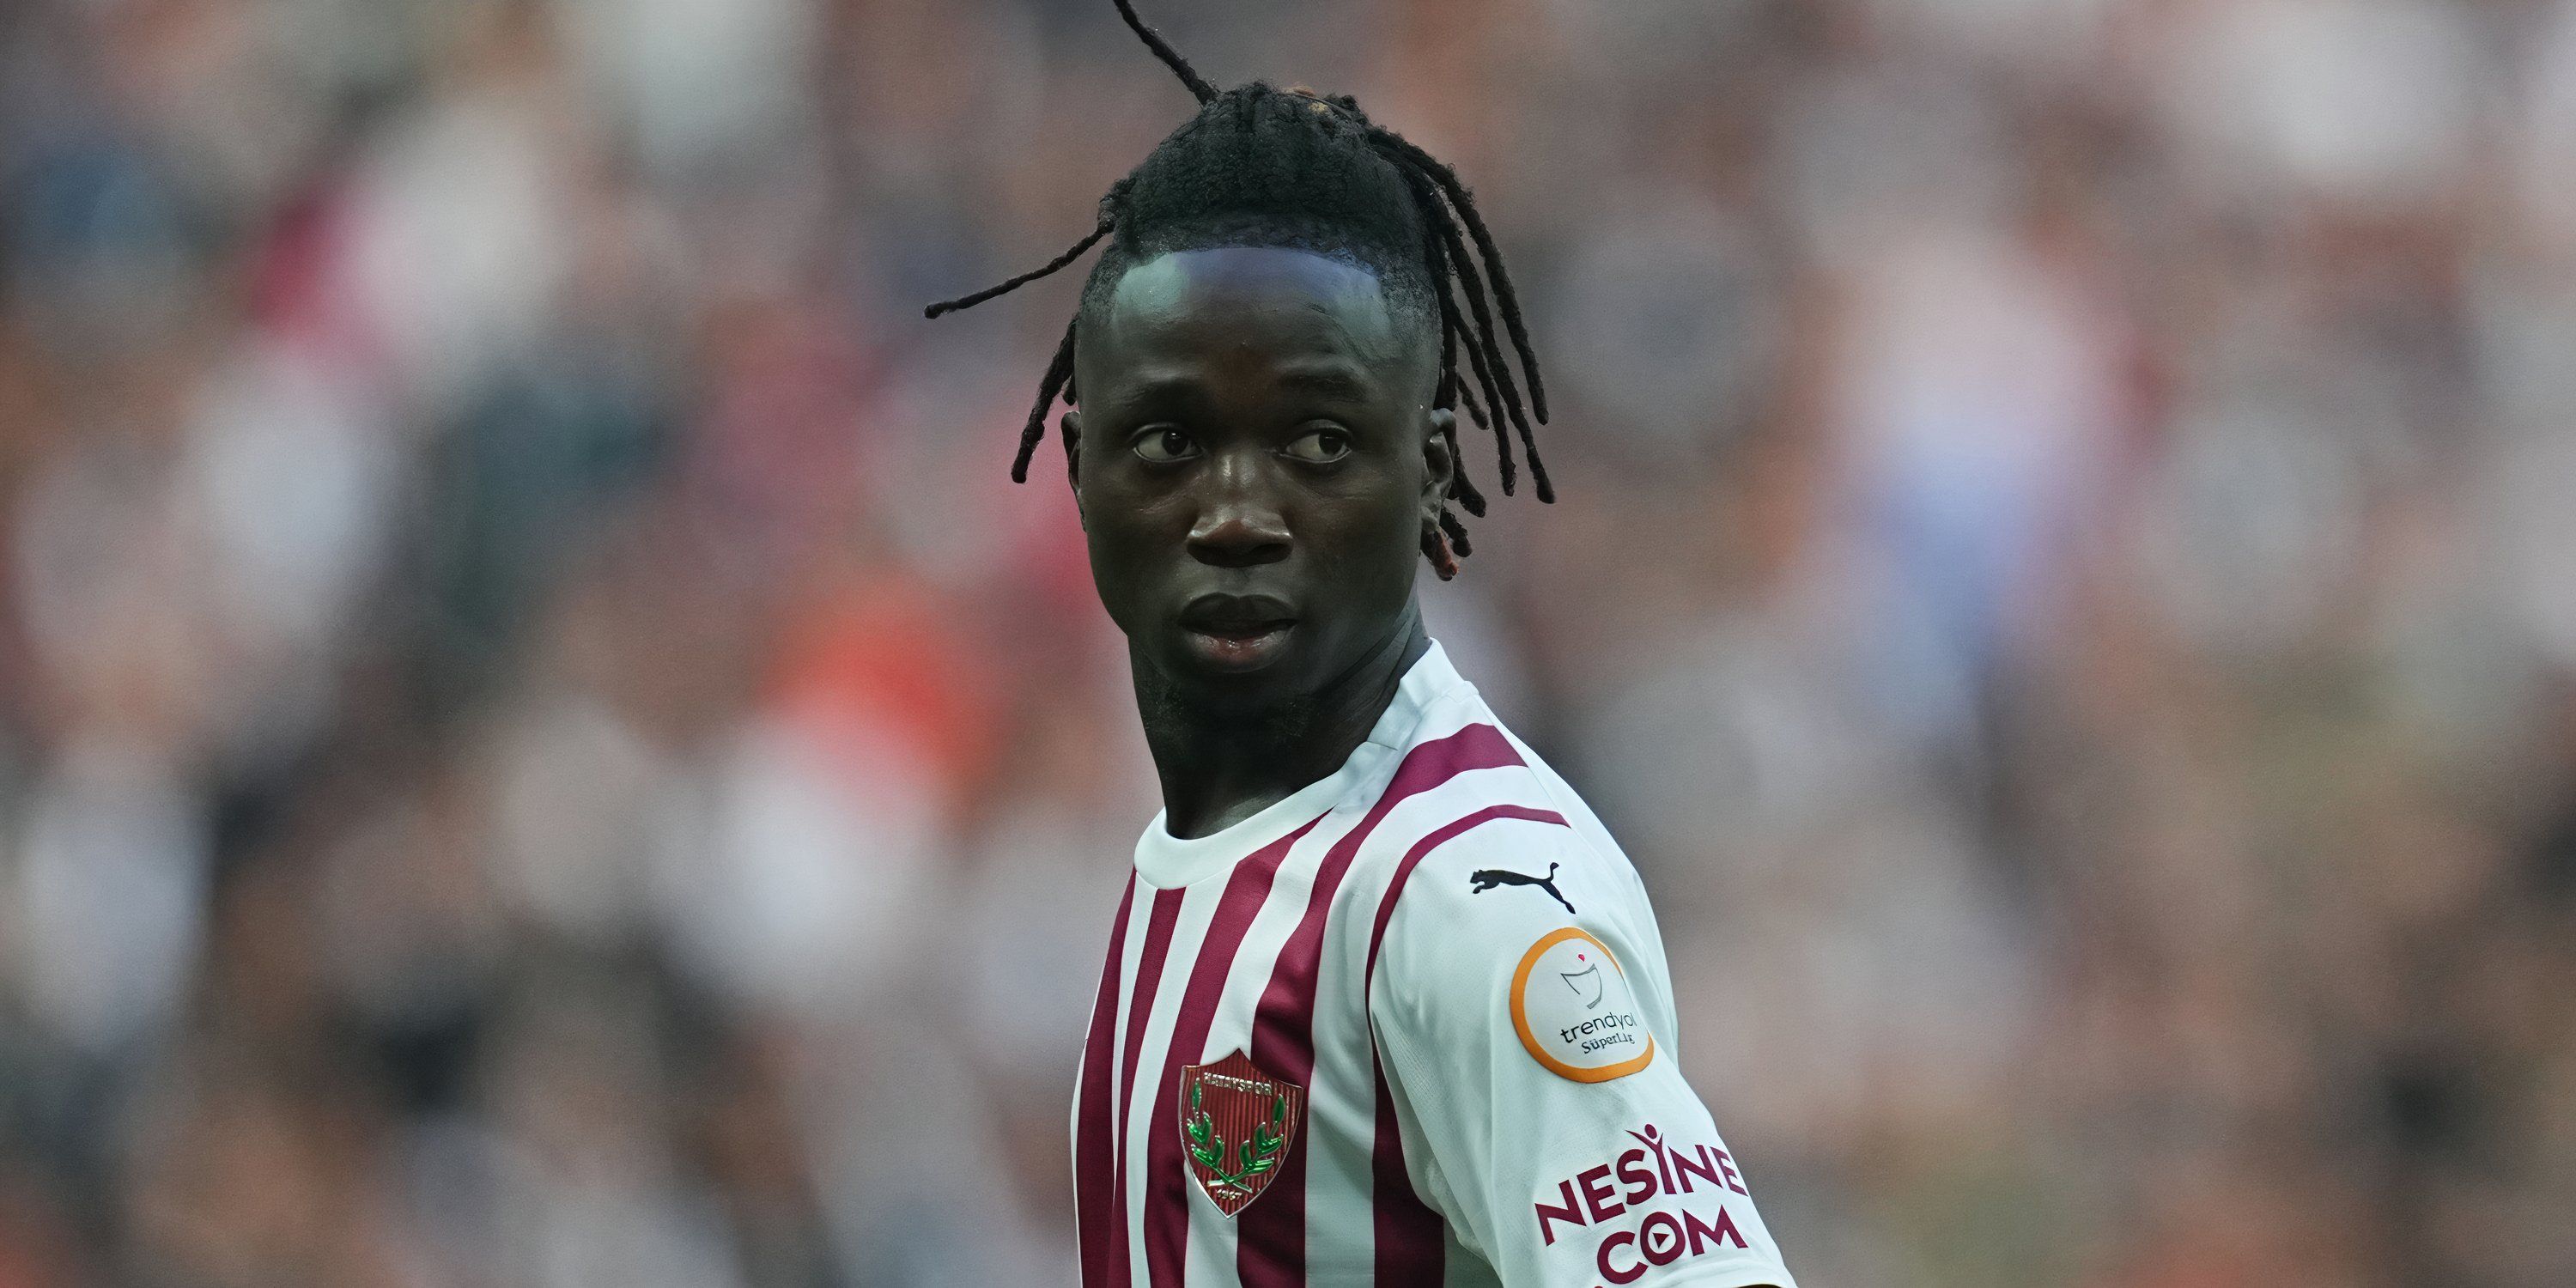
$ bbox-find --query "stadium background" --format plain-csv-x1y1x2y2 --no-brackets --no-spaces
3,0,2574,1284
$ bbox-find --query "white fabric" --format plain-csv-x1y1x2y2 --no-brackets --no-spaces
1079,640,1798,1287
1369,784,1797,1287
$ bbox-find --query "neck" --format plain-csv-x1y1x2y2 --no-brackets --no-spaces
1136,609,1431,840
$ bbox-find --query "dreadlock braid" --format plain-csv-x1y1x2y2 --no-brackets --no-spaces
1012,319,1079,483
923,0,1553,574
1109,0,1216,104
925,217,1112,319
1389,158,1552,504
1365,131,1550,424
1419,187,1487,524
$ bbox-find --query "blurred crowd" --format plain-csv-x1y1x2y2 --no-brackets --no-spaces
2,0,2573,1284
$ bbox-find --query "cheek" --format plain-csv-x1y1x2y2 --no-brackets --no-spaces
1078,487,1187,632
1315,493,1425,604
1083,518,1144,633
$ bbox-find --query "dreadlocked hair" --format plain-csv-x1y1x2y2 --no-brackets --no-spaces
921,0,1551,579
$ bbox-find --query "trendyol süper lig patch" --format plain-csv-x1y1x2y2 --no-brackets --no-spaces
1510,927,1655,1082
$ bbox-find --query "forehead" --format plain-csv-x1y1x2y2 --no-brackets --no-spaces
1080,246,1423,394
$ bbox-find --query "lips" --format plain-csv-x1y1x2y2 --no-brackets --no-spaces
1176,592,1299,671
1179,592,1297,635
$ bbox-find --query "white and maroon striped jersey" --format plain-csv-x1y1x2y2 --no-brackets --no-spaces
1072,641,1798,1288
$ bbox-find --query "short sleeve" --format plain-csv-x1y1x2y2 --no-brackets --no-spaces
1369,816,1797,1288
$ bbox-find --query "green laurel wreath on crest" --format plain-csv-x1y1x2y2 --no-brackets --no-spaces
1183,1078,1289,1194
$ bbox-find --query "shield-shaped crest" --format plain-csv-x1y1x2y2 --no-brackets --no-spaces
1176,1050,1304,1216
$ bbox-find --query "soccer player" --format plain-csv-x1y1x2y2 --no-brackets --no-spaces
925,5,1799,1285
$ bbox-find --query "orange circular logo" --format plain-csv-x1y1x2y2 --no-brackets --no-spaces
1510,927,1656,1082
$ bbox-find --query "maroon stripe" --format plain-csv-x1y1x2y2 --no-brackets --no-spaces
1109,886,1186,1288
1141,817,1327,1285
1364,804,1570,995
1362,803,1571,1283
1076,875,1139,1288
1237,724,1522,1286
1370,1058,1443,1282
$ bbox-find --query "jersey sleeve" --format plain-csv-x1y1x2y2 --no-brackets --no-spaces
1368,814,1797,1288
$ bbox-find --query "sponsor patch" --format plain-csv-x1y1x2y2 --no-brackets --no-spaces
1510,927,1656,1082
1532,1124,1758,1282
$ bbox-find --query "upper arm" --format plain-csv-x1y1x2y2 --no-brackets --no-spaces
1367,817,1799,1288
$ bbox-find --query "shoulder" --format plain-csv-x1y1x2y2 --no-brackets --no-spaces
1364,805,1677,1085
1338,663,1660,964
1364,793,1648,977
1352,689,1698,1084
1349,694,1645,930
1354,716,1660,1003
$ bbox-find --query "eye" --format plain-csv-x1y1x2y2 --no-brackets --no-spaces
1283,427,1352,464
1131,428,1198,463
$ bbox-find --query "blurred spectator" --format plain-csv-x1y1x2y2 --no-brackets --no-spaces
2,0,2572,1285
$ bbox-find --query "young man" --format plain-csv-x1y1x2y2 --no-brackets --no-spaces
927,6,1799,1285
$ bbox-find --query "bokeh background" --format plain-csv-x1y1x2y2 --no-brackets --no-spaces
3,0,2574,1284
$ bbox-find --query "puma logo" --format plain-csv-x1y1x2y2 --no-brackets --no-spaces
1468,861,1576,914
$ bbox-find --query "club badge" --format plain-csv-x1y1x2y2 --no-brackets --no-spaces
1177,1050,1305,1216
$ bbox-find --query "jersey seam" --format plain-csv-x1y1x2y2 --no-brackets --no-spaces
1364,777,1565,980
1324,678,1474,840
1363,769,1572,1011
1358,794,1565,1252
1365,670,1473,751
1356,758,1625,1243
1492,736,1637,909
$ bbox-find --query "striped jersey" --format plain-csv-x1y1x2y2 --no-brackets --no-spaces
1073,641,1799,1288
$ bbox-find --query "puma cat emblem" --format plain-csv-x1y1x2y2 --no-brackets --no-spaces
1467,861,1576,915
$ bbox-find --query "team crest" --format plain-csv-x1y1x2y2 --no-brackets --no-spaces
1177,1050,1304,1216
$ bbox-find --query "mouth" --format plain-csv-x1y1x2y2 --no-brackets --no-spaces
1176,593,1300,673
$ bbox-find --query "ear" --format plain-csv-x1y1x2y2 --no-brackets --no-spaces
1060,410,1085,525
1419,406,1457,529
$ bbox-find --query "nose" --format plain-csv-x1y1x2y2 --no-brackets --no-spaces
1186,452,1291,568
